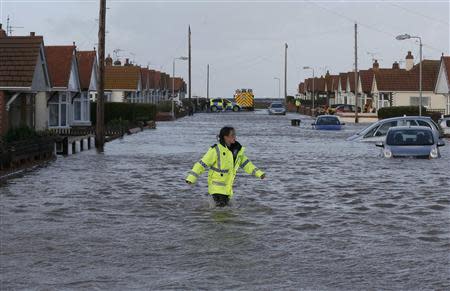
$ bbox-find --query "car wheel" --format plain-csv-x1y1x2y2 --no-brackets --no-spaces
211,106,218,112
233,106,240,112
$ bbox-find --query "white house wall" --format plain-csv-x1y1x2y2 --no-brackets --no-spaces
111,91,124,102
391,91,446,110
35,91,48,130
435,62,449,94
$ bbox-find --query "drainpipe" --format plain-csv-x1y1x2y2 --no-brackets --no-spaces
6,92,21,111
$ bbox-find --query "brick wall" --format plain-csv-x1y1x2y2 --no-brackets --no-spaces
0,91,8,135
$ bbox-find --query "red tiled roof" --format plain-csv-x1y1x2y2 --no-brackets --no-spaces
105,65,141,90
444,56,450,86
375,60,439,92
359,70,374,93
76,50,96,91
153,71,162,90
0,35,44,88
140,68,149,90
169,77,185,91
45,45,75,88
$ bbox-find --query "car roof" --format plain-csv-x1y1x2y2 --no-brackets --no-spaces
381,116,432,122
317,115,338,118
387,126,432,132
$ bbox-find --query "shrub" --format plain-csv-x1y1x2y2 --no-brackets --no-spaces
378,106,427,119
91,102,157,125
3,126,38,143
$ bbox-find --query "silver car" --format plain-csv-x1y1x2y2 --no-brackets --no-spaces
438,117,450,136
347,116,443,142
376,126,445,159
268,102,286,115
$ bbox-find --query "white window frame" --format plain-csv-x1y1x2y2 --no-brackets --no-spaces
48,92,69,128
410,96,431,108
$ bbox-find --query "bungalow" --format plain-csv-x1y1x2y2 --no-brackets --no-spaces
0,27,52,135
324,72,339,105
104,58,142,103
371,53,445,113
41,45,82,129
337,72,348,104
169,77,187,103
434,56,450,115
152,71,163,103
75,50,97,125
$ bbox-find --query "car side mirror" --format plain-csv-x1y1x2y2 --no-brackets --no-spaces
437,141,446,147
341,122,346,126
311,123,315,126
375,142,384,148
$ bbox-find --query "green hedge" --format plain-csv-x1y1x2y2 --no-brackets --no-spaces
91,102,157,125
378,106,427,119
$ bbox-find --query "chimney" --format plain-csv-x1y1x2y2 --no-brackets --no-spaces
405,51,414,71
105,54,113,66
125,58,130,66
30,32,35,37
372,59,379,70
0,24,7,38
392,62,400,69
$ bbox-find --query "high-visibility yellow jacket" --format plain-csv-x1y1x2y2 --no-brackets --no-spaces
295,99,301,106
186,142,264,197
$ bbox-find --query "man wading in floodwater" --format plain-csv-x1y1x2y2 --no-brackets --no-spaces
186,126,265,207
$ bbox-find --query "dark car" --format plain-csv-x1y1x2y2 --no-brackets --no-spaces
334,104,361,113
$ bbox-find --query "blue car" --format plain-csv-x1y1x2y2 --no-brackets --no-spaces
376,126,445,159
312,115,345,130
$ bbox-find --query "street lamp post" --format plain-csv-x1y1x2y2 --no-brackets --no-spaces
273,77,281,99
396,33,423,116
303,66,315,112
172,56,188,119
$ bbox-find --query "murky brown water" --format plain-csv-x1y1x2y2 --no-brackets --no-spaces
1,111,449,290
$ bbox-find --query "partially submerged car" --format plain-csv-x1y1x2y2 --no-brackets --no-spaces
347,116,443,142
438,116,450,136
376,126,445,159
312,115,345,130
268,102,286,115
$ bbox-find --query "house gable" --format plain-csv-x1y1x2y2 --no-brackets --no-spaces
89,57,98,91
435,58,449,94
67,53,81,92
31,43,51,92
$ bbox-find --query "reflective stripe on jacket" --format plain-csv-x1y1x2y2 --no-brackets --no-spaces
186,143,264,197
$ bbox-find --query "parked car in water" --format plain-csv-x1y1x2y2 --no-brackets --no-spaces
438,116,450,136
376,126,445,159
312,115,345,130
268,102,286,115
347,116,443,143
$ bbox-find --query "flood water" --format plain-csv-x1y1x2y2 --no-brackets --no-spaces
1,111,449,290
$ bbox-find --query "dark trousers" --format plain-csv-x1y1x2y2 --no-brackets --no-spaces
212,194,230,207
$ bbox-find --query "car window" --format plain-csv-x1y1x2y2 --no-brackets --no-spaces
403,119,418,126
447,120,450,127
364,125,380,138
386,129,434,146
270,103,283,108
417,120,431,128
375,121,397,136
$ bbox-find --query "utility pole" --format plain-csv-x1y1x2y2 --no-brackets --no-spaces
96,0,106,151
188,25,192,112
207,64,210,101
354,22,359,123
284,43,288,101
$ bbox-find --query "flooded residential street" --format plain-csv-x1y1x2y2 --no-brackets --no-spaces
1,111,450,290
